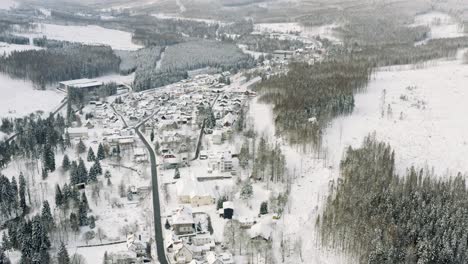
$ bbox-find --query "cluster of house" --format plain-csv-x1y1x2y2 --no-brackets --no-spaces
167,206,235,264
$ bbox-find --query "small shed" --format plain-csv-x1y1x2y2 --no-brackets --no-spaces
222,201,234,220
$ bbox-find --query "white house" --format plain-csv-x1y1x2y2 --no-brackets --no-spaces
174,245,193,264
176,176,215,207
172,206,195,236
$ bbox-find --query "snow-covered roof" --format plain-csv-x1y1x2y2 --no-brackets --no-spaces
248,220,273,240
176,175,213,198
67,127,89,134
172,206,194,225
223,201,234,209
60,78,103,88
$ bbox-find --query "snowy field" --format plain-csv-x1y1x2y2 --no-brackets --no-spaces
249,97,350,264
248,50,468,263
411,12,465,44
254,22,341,43
0,0,17,10
152,13,228,26
0,73,64,118
324,54,468,177
15,23,143,51
0,42,43,56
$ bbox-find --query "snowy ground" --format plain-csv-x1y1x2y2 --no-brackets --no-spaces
325,54,468,177
249,97,350,264
0,0,17,10
152,13,228,26
253,22,341,43
411,11,466,44
0,42,43,56
248,50,468,262
15,23,143,51
0,73,64,118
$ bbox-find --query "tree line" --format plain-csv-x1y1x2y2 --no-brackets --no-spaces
0,42,120,89
319,136,468,264
133,40,256,91
257,59,372,146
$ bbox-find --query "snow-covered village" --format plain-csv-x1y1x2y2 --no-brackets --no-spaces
1,1,468,264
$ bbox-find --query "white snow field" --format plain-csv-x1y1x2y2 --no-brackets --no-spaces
411,11,466,44
249,50,468,263
249,97,350,264
254,22,341,43
325,55,468,177
0,73,64,118
16,23,143,51
0,0,17,10
0,42,43,56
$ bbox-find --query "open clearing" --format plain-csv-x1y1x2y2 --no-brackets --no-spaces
411,11,466,44
0,42,43,56
15,23,143,51
325,55,468,177
0,73,64,118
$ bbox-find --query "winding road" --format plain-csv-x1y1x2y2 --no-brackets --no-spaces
135,115,168,264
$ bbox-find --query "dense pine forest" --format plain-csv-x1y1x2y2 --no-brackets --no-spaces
257,59,373,145
115,47,163,75
0,43,120,89
0,34,29,45
133,40,255,91
319,136,468,264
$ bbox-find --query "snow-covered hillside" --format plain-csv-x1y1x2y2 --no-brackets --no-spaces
0,73,64,118
0,42,43,56
249,97,351,264
325,54,468,177
412,11,466,45
15,23,143,51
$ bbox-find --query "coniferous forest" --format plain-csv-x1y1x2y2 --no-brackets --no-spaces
257,60,373,145
0,43,120,89
319,136,468,264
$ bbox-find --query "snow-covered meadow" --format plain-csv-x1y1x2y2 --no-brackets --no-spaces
15,23,143,51
325,55,468,177
249,97,349,264
0,0,17,10
0,42,43,56
411,11,466,45
0,73,64,118
254,22,341,43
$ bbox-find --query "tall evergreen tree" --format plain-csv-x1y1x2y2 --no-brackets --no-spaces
69,213,79,232
76,139,86,154
87,147,95,162
77,158,88,184
97,143,105,160
55,184,63,208
62,155,70,171
78,202,88,226
57,242,70,264
41,201,54,232
19,173,27,214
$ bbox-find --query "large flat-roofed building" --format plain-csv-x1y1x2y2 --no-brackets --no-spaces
60,78,104,92
61,78,104,103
